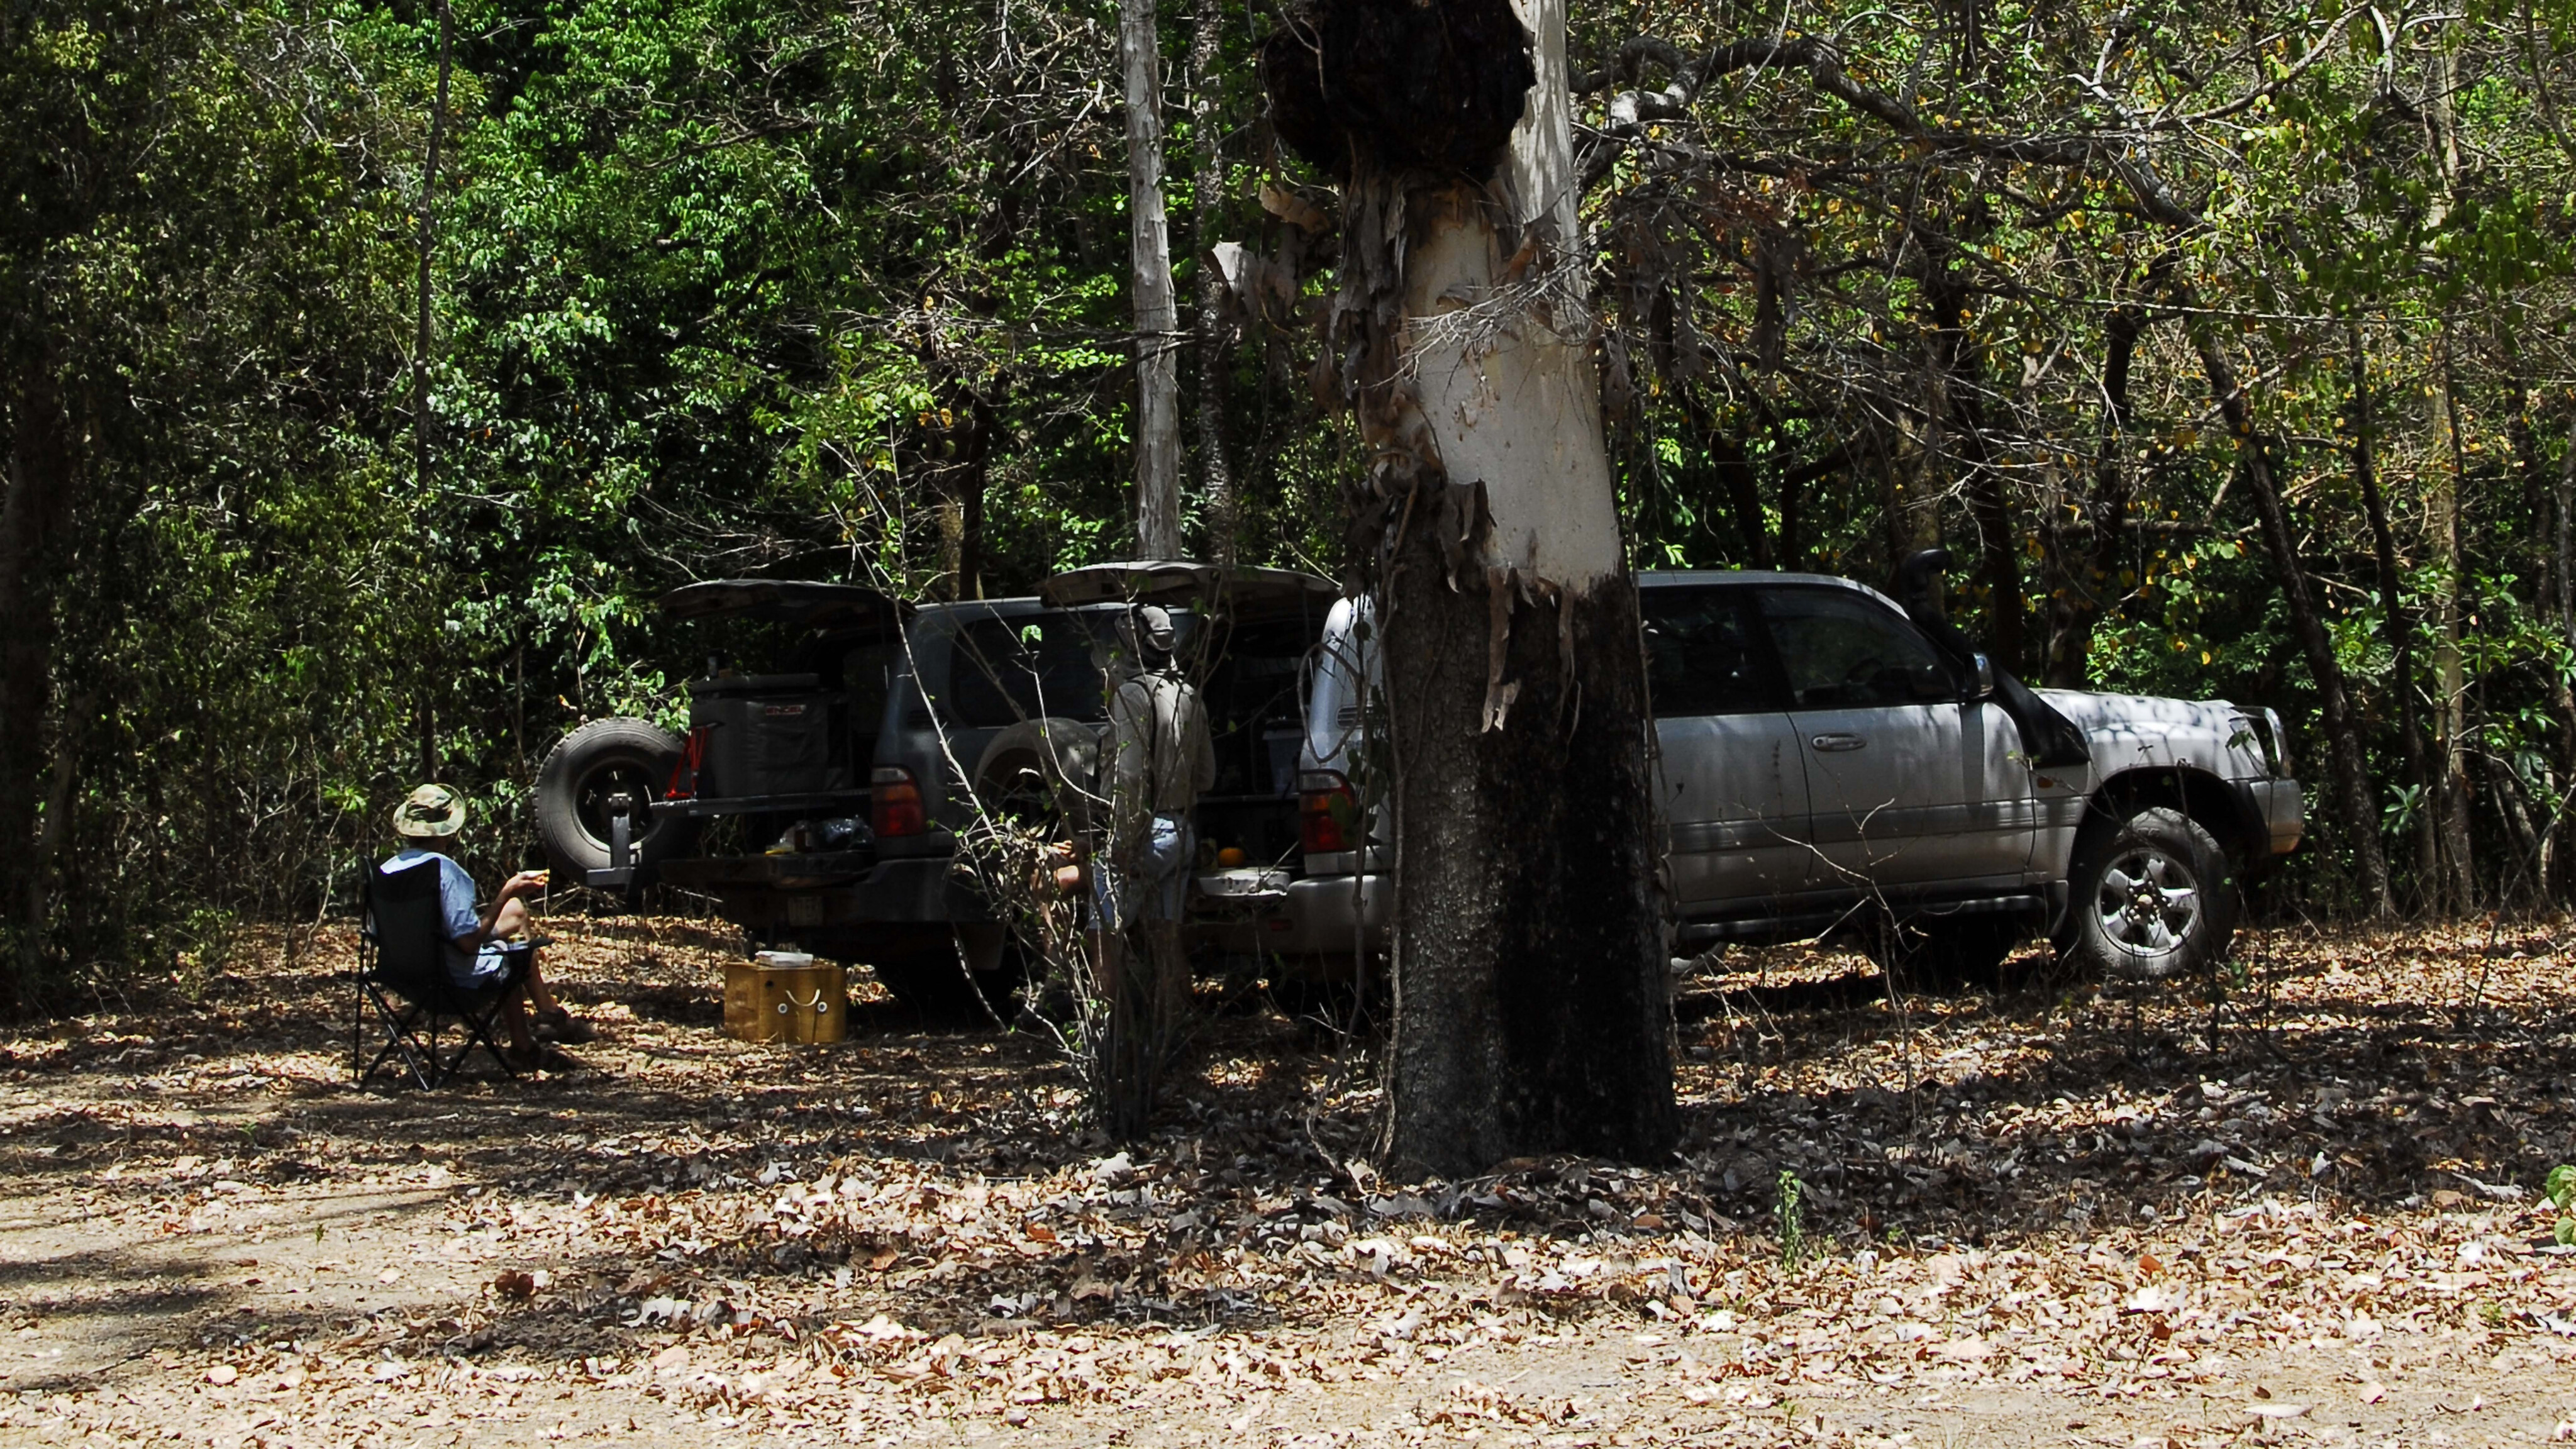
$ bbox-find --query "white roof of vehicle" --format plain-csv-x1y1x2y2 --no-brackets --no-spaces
1637,569,1902,609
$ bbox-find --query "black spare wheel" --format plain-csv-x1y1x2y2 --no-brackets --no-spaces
536,718,702,874
2067,806,2238,979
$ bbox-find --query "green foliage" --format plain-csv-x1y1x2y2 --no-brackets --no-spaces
12,0,2576,999
1774,1170,1807,1270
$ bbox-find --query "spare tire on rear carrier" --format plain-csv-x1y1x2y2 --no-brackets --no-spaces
535,718,702,878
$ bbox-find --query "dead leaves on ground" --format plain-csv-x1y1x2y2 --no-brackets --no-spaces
7,918,2576,1444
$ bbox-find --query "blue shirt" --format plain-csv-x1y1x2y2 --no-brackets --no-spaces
380,848,506,985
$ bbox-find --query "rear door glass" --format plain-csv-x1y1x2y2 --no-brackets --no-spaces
945,613,1108,726
1641,587,1785,716
840,640,897,756
1199,616,1318,797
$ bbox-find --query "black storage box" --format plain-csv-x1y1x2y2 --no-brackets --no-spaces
688,674,850,800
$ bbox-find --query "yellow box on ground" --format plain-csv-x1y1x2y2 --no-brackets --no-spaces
722,952,847,1044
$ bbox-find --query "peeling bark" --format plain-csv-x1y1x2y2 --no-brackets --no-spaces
1265,0,1676,1176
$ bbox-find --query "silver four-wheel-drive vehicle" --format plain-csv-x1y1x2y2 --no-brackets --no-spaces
532,564,1340,1016
1296,552,2304,984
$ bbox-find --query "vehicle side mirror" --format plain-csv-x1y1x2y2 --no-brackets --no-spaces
1972,653,1996,700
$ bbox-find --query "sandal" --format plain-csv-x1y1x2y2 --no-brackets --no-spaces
536,1007,596,1045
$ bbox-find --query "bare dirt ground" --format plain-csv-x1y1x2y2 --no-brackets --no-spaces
6,911,2576,1448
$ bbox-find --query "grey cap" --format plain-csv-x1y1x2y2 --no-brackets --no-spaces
1135,604,1176,654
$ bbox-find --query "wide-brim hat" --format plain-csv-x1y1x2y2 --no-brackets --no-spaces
393,783,467,839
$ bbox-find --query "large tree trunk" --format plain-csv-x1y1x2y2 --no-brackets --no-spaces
0,355,77,1008
1189,0,1235,566
2186,321,2392,915
1120,0,1182,557
1263,0,1677,1177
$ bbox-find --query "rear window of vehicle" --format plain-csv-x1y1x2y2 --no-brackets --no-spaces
1641,587,1784,716
944,613,1108,727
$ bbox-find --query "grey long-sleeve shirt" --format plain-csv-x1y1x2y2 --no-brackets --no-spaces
1106,669,1215,848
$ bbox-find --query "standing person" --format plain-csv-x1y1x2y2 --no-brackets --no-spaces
1094,604,1214,1132
379,784,592,1069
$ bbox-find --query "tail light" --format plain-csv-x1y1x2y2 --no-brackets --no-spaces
871,766,925,838
1299,770,1358,853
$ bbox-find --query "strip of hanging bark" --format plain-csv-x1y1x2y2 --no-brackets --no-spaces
1481,565,1518,733
1382,526,1671,1169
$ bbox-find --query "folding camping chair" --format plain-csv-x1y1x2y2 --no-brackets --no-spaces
354,858,533,1088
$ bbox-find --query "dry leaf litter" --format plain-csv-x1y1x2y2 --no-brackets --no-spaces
3,914,2576,1445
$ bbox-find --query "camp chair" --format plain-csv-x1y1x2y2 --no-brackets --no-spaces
354,858,533,1088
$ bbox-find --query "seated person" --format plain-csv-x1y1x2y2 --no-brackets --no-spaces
380,783,592,1065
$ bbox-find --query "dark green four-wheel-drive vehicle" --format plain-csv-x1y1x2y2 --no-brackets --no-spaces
532,565,1341,1017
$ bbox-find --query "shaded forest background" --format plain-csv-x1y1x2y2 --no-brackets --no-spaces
4,0,2573,1004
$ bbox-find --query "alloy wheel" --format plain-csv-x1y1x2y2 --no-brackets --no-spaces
2092,847,2202,961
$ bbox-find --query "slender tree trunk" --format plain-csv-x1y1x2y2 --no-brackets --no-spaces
2432,325,2477,911
2421,41,2478,914
1189,0,1235,567
1919,231,2018,666
412,1,452,790
2350,321,2428,915
1263,0,1676,1176
0,356,77,1007
1679,389,1770,567
2557,436,2576,897
413,0,450,499
2187,319,2392,915
1120,0,1182,558
2046,301,2145,686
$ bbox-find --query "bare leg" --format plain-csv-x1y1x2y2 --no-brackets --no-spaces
501,994,535,1055
519,957,562,1016
491,897,531,937
489,899,567,1016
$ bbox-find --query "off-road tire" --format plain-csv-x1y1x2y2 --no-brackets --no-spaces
969,719,1100,832
2065,806,2238,980
535,718,701,875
